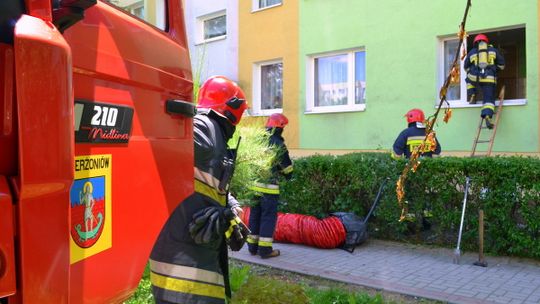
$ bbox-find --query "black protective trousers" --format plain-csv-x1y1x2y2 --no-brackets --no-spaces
248,193,279,256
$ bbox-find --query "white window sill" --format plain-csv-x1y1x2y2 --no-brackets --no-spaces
249,109,283,117
195,35,227,46
305,104,366,114
251,3,283,13
441,99,527,109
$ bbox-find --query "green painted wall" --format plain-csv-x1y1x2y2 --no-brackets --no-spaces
299,0,538,153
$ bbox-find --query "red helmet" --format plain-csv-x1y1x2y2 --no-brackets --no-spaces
197,76,248,125
266,113,289,128
405,109,425,123
474,34,489,44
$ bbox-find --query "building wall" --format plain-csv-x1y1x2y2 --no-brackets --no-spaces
184,0,238,83
299,0,539,154
238,1,300,148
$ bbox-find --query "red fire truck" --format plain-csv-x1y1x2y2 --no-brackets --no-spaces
0,0,194,302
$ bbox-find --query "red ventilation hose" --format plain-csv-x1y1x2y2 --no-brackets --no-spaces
239,207,346,249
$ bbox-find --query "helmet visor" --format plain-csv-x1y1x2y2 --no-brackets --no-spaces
226,97,246,109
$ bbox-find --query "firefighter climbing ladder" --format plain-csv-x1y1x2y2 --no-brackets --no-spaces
471,86,505,157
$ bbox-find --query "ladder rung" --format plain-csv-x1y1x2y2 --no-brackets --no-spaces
471,154,487,157
476,140,491,143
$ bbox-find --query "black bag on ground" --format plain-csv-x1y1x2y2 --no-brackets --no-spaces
331,212,368,253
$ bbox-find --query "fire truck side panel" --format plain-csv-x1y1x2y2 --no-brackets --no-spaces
23,0,52,23
62,1,193,303
0,44,17,297
14,14,74,303
0,177,16,298
0,44,18,178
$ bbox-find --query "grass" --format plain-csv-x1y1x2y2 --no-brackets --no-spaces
304,288,386,304
231,274,310,304
126,262,426,304
124,266,153,304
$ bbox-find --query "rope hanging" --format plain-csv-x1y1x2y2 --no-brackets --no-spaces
395,0,473,221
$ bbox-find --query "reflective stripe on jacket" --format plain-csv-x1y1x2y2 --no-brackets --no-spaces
150,193,228,303
151,111,237,303
393,123,442,159
464,45,505,84
193,112,235,206
252,127,293,194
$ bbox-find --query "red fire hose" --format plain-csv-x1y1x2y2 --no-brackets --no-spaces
239,207,346,249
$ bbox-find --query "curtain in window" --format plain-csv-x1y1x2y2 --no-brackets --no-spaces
314,54,348,107
204,15,226,40
444,40,461,100
261,63,283,110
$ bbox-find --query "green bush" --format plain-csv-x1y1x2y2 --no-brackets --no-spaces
278,153,540,259
230,124,278,203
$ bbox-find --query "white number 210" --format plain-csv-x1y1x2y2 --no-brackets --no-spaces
91,105,118,127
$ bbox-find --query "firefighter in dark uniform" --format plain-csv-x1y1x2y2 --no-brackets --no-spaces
464,33,505,129
247,113,293,259
150,76,248,304
392,108,441,226
392,108,441,159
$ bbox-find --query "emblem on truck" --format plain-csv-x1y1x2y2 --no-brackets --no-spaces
74,100,134,144
71,178,105,246
70,154,112,264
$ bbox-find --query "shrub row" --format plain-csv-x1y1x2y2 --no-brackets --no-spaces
279,153,540,259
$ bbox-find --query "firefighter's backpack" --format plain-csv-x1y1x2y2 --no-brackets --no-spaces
331,212,368,253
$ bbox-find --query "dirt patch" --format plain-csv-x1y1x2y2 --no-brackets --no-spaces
230,259,443,304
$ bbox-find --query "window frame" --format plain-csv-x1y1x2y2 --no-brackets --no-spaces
129,2,144,19
438,26,527,108
306,48,366,114
196,10,227,45
252,59,284,116
101,0,168,31
251,0,283,12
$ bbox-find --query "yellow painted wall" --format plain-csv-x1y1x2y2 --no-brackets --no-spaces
238,1,299,149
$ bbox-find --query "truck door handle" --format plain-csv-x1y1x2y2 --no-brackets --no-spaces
165,99,196,118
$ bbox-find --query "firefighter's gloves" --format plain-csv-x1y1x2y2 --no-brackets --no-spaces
189,207,227,247
223,209,250,251
188,206,250,251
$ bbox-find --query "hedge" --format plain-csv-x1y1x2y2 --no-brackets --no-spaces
278,153,540,259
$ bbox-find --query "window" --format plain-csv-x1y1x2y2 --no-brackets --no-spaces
252,60,283,115
197,11,226,43
203,15,226,40
104,0,167,30
131,4,144,19
439,27,526,107
253,0,282,11
307,49,366,113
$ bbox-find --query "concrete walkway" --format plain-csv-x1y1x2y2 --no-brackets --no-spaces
230,240,540,304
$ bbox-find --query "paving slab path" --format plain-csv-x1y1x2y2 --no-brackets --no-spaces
230,240,540,304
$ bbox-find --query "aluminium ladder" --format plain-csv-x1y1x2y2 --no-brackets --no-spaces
471,86,505,157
